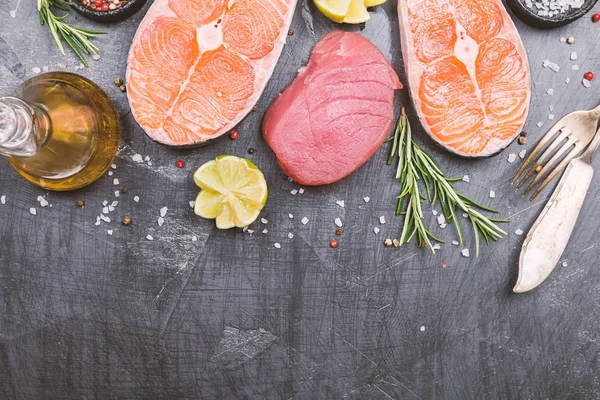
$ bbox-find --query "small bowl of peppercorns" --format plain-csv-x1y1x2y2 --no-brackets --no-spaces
71,0,147,23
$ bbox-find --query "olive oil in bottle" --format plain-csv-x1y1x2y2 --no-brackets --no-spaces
0,72,120,191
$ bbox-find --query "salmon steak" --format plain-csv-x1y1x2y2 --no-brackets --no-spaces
126,0,297,146
263,31,402,186
399,0,531,157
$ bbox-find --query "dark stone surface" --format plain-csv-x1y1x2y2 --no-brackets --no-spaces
1,1,600,399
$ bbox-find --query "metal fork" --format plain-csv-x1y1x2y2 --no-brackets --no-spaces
514,125,600,292
513,105,600,200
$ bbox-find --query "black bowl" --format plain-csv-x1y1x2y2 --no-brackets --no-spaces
71,0,148,23
505,0,598,29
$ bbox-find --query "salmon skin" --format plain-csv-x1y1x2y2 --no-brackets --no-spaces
399,0,531,157
126,0,297,146
263,31,402,186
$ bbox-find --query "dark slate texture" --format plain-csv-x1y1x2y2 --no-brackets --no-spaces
1,1,600,399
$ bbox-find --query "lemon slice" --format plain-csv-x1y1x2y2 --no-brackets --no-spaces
364,0,387,7
313,0,352,23
193,155,268,229
343,0,370,23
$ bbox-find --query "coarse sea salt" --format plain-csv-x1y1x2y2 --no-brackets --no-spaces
102,200,108,206
289,213,293,219
189,201,195,208
452,240,459,246
274,243,281,249
379,216,386,224
134,196,140,202
107,230,113,236
374,227,380,234
30,207,37,216
548,114,555,120
570,52,578,61
301,217,309,225
363,196,370,203
288,232,294,239
490,190,496,198
334,218,343,227
515,229,524,236
536,122,544,128
572,64,580,71
160,207,168,217
546,88,554,96
290,189,298,195
462,175,470,183
336,200,345,208
132,154,144,163
432,244,441,250
519,150,527,159
432,210,438,216
507,153,517,163
583,79,592,88
113,178,120,185
0,195,5,205
437,215,446,225
298,188,305,194
261,217,268,224
461,248,470,258
146,235,154,241
158,217,165,227
262,229,268,234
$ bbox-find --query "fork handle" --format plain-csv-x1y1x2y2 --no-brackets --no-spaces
514,159,594,293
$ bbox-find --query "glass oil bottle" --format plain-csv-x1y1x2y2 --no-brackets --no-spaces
0,72,120,191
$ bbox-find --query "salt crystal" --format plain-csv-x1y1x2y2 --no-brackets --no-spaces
287,177,294,182
147,162,153,166
452,240,459,246
102,207,109,214
108,171,113,176
289,214,293,219
93,54,101,61
420,326,426,332
335,218,343,227
462,213,469,218
572,64,580,71
134,196,140,202
549,62,560,72
548,114,555,120
102,200,108,206
542,59,550,68
274,243,281,249
108,205,114,212
30,208,37,216
363,197,370,203
570,52,578,60
490,190,496,198
107,230,113,236
336,200,345,208
301,217,309,225
247,229,254,234
549,105,554,112
440,223,447,229
432,210,438,216
507,153,517,163
113,178,120,185
560,37,567,43
111,201,118,207
132,154,144,163
192,236,198,242
437,215,446,225
432,244,441,250
515,229,524,236
536,122,544,128
290,189,298,195
262,229,268,234
144,156,150,162
374,227,380,234
461,248,470,258
146,235,154,241
111,164,117,169
546,88,554,96
160,207,168,217
261,218,268,224
189,201,195,208
298,188,305,194
39,197,49,207
562,261,568,267
583,79,592,88
462,175,470,183
243,226,248,232
158,217,164,227
0,196,5,205
95,221,101,226
32,67,41,74
519,150,527,159
288,233,294,239
114,190,120,198
566,77,571,84
379,216,386,224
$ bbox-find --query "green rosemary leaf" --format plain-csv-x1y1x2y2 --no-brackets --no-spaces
458,193,499,213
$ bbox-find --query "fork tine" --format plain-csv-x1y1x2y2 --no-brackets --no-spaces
528,143,584,200
513,122,566,184
523,138,576,196
516,129,571,188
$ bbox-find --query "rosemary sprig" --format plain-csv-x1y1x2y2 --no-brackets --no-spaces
388,108,508,257
38,0,105,67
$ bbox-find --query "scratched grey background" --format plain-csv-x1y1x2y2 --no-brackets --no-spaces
1,0,600,399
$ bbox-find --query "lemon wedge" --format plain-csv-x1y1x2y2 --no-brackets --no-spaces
364,0,387,7
193,155,268,229
313,0,352,23
343,0,370,24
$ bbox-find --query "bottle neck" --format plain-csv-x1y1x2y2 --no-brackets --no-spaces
0,97,51,157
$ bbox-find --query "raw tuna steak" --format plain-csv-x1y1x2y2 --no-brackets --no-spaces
399,0,531,157
263,31,402,186
126,0,297,146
